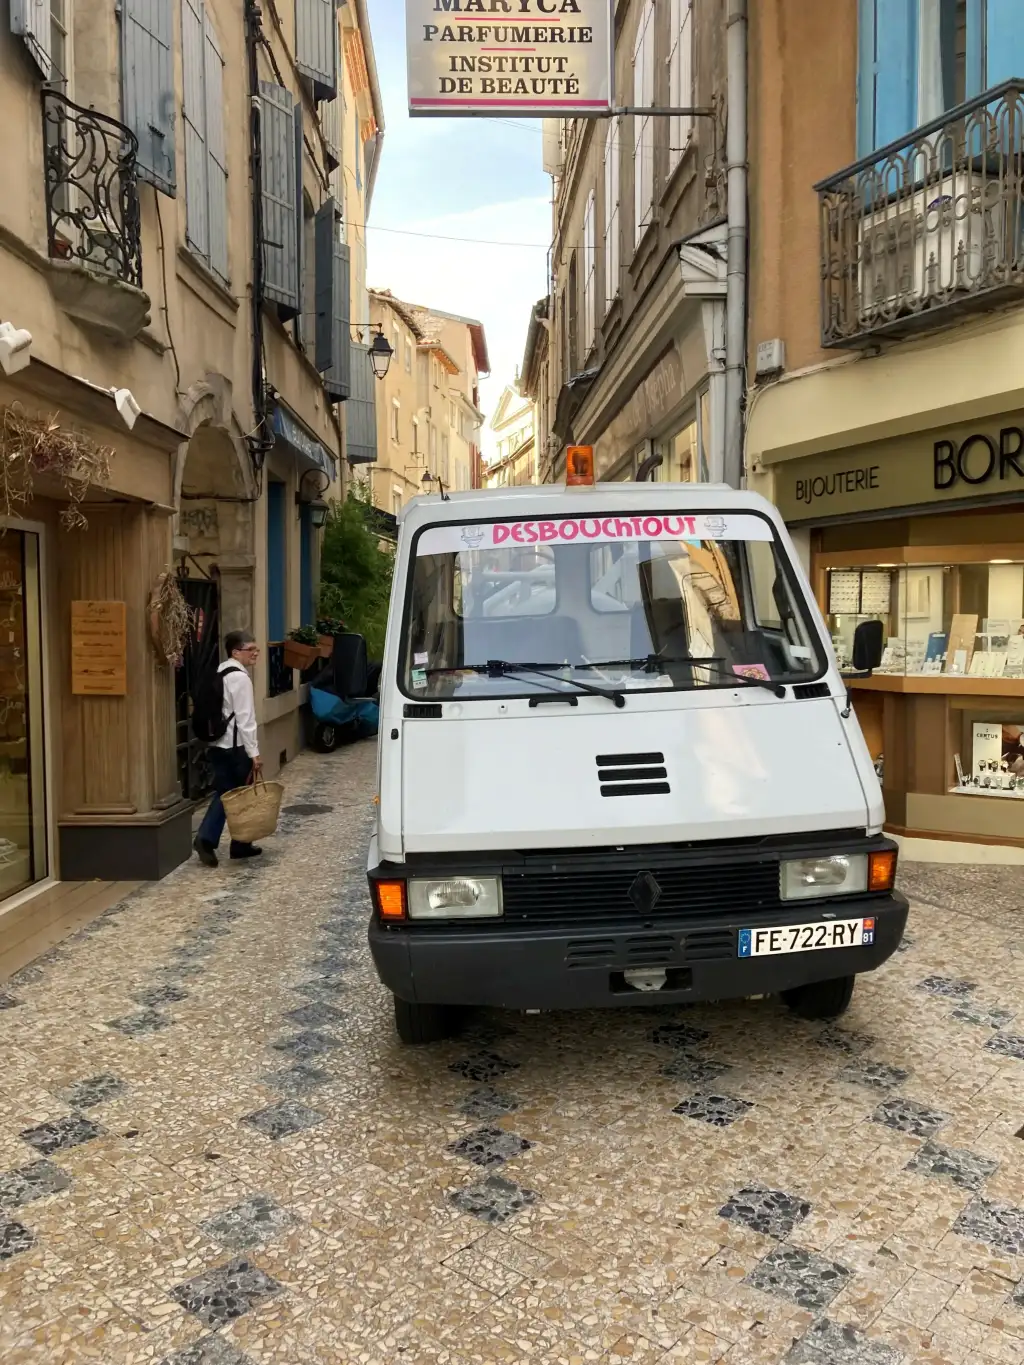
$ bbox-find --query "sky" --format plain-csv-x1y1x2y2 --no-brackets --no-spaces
363,0,551,457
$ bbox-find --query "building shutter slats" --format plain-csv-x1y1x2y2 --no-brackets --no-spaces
260,80,299,317
321,19,342,171
203,15,227,279
346,341,376,460
121,0,176,194
324,237,351,400
10,0,51,79
182,0,208,258
314,200,336,372
295,0,337,101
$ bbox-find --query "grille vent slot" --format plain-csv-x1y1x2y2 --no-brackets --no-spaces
793,682,831,700
403,703,443,718
597,751,671,798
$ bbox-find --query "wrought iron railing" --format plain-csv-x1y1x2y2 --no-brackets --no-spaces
41,88,143,288
267,644,295,698
816,80,1024,347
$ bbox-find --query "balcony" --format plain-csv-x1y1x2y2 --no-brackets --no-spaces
41,89,149,339
816,80,1024,348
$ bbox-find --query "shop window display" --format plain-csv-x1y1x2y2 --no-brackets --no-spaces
827,561,1024,679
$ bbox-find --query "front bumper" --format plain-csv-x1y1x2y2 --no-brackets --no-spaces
368,893,910,1011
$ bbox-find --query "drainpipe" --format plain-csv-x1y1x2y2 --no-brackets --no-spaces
724,0,748,489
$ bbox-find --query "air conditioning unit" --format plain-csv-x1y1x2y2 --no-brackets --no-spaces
857,172,1002,315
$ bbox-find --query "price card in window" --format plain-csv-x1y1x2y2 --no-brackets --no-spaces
828,571,861,614
860,571,893,616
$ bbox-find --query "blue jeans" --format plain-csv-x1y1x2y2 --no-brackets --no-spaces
197,745,255,850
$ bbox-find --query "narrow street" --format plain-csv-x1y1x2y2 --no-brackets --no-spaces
0,742,1022,1365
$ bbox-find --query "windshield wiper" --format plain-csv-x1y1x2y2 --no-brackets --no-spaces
425,660,626,708
577,654,786,698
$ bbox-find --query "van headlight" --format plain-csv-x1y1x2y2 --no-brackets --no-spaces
407,877,503,919
780,854,867,901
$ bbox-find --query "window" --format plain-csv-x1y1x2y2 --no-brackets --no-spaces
429,423,437,470
567,251,579,376
441,433,450,485
48,0,69,91
392,487,402,517
632,0,655,246
404,336,413,373
183,0,228,281
603,119,620,311
668,0,693,172
390,398,401,444
855,0,1022,155
412,415,420,454
582,191,596,357
401,516,826,701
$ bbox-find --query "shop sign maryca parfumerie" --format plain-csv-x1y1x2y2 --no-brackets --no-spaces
774,419,1024,523
405,0,612,117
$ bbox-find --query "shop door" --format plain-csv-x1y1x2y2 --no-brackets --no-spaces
0,530,47,900
174,575,220,801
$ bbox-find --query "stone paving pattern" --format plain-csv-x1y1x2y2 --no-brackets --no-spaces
0,742,1022,1363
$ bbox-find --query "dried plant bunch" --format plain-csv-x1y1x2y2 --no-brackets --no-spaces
0,404,113,530
148,571,196,667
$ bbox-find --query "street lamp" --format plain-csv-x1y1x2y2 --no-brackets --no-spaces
352,325,394,380
420,470,449,501
296,468,331,528
368,330,394,380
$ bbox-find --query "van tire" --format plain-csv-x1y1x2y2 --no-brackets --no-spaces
781,974,856,1020
393,995,456,1045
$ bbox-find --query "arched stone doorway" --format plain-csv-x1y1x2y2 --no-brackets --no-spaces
173,378,258,797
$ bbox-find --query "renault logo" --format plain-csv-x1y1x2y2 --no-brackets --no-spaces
628,871,662,914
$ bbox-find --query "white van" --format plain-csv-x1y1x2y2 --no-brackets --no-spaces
367,481,908,1044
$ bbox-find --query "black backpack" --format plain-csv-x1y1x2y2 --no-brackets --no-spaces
190,663,243,743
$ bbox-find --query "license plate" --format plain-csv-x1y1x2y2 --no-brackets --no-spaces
738,918,875,958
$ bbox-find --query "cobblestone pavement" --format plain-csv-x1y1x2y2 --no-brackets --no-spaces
1,742,1024,1365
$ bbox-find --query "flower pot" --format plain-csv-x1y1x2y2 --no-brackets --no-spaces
282,640,319,671
317,634,334,659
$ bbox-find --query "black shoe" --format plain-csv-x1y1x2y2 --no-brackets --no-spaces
229,842,263,860
193,836,218,868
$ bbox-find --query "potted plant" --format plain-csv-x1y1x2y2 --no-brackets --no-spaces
283,625,320,671
315,616,345,657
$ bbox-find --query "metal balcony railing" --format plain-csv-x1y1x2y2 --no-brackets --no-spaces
816,80,1024,348
41,88,143,288
267,644,295,699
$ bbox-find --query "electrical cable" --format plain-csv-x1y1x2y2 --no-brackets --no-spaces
154,189,184,394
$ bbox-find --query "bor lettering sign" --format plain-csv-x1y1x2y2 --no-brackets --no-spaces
71,600,127,697
774,416,1024,523
406,0,613,116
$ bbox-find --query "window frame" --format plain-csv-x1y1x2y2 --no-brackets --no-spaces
667,0,694,173
632,0,656,248
603,118,620,312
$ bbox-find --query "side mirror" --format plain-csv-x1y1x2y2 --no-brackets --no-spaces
852,619,884,672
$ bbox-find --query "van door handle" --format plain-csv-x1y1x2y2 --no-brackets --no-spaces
528,695,579,707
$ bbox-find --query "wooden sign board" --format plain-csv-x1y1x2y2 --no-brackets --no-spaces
71,600,127,696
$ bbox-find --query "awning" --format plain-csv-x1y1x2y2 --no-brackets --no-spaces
271,405,337,481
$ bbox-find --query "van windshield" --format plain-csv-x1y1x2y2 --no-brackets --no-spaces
401,511,826,700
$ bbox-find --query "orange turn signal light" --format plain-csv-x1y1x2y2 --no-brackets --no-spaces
566,445,595,486
868,849,897,893
375,880,407,921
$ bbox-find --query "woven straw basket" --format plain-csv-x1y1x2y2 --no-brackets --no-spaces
221,777,284,844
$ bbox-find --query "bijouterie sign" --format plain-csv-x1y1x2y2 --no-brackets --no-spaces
406,0,613,117
416,514,773,556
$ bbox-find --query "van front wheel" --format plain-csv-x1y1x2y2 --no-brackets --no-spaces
781,975,855,1020
393,995,456,1045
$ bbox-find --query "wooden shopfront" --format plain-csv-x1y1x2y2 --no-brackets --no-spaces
775,412,1024,848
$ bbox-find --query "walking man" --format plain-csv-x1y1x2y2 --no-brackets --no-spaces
193,630,263,867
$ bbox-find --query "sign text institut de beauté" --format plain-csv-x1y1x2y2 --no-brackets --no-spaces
406,0,613,116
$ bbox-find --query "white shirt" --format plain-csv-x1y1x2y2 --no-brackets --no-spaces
212,659,259,758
